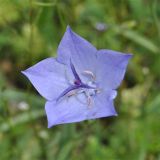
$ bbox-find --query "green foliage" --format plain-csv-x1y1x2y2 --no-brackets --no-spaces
0,0,160,159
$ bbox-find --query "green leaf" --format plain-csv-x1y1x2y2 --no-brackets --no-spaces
117,28,159,54
33,2,56,7
0,109,44,132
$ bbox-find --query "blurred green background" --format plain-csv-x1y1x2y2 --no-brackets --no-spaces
0,0,160,159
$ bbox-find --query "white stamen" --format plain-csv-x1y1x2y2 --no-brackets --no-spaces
66,90,77,97
87,96,92,108
64,68,101,109
85,90,94,108
82,70,96,81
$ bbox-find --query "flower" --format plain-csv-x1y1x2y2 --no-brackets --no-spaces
22,26,132,128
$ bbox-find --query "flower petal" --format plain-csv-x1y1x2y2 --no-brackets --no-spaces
86,90,117,120
57,26,97,73
22,58,71,101
45,89,117,128
96,49,132,89
45,94,87,128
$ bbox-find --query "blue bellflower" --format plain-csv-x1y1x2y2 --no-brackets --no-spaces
22,26,132,128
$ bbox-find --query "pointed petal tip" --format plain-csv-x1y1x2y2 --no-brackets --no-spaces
66,25,72,32
109,90,117,100
21,70,28,76
66,25,75,37
21,69,31,78
111,106,118,117
47,122,53,128
63,25,74,41
110,110,118,117
66,25,71,29
126,53,133,59
21,70,25,74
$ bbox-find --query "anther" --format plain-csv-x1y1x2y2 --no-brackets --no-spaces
87,96,93,108
82,70,96,81
66,90,77,98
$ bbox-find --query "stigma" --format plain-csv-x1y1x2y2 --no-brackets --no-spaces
56,60,100,107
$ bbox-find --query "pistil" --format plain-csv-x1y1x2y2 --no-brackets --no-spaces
56,60,99,104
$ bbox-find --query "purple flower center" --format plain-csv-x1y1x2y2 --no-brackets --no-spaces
56,60,99,105
74,79,81,85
